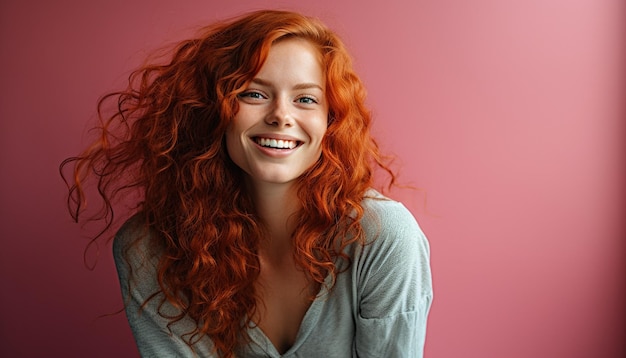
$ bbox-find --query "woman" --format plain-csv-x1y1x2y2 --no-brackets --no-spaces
62,9,432,358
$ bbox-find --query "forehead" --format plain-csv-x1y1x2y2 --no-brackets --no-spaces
255,38,325,85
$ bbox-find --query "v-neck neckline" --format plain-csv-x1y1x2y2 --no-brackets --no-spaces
246,275,333,357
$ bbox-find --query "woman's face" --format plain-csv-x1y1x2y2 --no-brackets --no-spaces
226,38,329,188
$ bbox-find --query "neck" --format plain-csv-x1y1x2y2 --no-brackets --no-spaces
250,180,301,256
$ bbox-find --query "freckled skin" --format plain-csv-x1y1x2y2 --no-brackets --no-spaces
226,38,329,188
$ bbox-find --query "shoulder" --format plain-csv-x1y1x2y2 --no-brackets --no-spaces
112,215,160,282
349,190,432,318
359,189,429,255
361,190,419,226
353,190,432,295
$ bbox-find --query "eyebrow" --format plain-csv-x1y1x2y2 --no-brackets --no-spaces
251,78,324,91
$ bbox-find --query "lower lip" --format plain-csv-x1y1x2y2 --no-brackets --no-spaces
253,140,299,158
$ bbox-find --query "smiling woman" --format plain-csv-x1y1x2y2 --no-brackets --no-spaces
226,38,328,188
60,9,432,358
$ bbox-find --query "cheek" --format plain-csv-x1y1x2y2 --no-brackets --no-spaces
315,122,331,155
312,122,328,147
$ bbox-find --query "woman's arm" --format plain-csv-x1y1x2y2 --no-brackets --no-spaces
113,219,217,358
354,197,433,357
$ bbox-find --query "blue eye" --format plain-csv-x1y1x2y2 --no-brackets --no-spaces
239,91,265,99
297,96,317,104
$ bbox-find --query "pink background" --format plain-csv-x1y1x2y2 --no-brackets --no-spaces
1,0,624,357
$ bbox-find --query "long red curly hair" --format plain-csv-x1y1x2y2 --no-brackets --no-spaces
61,9,394,357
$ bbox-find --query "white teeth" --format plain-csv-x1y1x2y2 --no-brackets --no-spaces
256,137,297,149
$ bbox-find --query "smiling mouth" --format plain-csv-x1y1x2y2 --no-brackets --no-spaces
254,137,301,149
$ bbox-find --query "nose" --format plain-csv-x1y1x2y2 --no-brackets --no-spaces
265,97,294,127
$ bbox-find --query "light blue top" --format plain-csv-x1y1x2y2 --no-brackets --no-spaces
113,190,433,357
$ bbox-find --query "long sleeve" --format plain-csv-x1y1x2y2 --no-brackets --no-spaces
113,220,217,358
353,196,433,357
